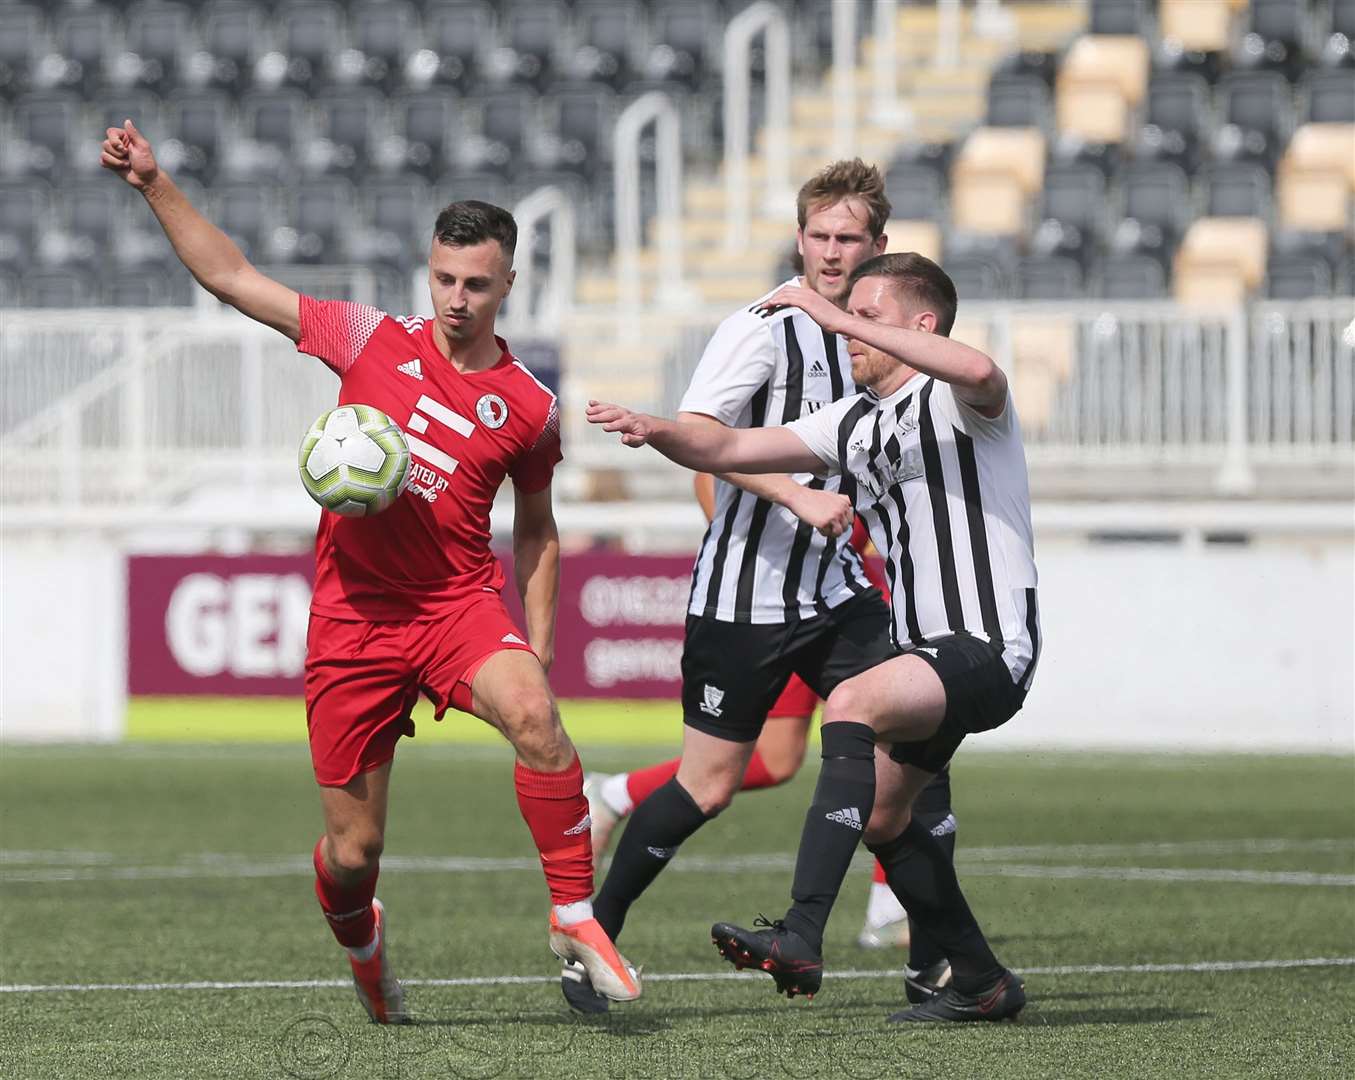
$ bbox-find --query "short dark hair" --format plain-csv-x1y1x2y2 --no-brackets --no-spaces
433,200,517,258
847,252,958,337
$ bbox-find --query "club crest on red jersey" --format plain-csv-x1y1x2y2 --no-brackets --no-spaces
476,393,509,429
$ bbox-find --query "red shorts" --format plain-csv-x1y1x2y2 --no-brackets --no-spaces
304,591,536,787
766,674,820,719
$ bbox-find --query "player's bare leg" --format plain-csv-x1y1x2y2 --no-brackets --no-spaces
470,648,640,1001
314,762,410,1023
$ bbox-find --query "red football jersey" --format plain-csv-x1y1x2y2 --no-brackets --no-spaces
296,296,562,621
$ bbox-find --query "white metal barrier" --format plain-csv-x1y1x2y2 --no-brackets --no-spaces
722,1,791,253
613,91,686,335
506,185,577,338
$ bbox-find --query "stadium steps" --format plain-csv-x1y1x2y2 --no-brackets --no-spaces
562,4,1088,494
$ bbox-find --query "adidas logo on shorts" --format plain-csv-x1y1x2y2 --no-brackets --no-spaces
824,807,863,831
646,846,678,859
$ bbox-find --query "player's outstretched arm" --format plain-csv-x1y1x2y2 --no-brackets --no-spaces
683,415,852,537
586,401,824,475
759,284,1007,416
101,120,301,342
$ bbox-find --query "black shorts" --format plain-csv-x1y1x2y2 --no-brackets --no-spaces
681,591,896,742
888,633,1026,774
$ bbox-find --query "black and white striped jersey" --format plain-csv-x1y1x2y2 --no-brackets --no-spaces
678,280,875,624
786,372,1041,687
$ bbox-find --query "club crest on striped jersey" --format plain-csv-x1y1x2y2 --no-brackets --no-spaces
476,393,509,429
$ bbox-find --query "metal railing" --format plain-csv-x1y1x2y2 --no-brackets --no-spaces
2,300,1351,517
505,185,577,339
722,1,792,253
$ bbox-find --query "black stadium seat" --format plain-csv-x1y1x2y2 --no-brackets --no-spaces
1140,73,1210,170
1240,0,1309,80
12,92,80,179
52,6,115,95
1303,69,1355,122
196,1,270,92
943,253,1012,301
646,1,719,89
1018,255,1084,299
21,268,98,308
121,2,192,92
393,90,463,176
571,0,644,87
211,182,281,262
985,73,1049,128
1090,0,1150,36
348,1,419,91
421,1,496,90
277,0,345,88
884,163,946,221
288,177,356,263
1035,162,1106,264
1216,71,1292,166
0,4,43,100
1096,254,1168,299
1266,252,1333,299
1204,163,1272,218
1118,161,1192,257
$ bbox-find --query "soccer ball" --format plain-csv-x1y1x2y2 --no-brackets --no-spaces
298,404,411,517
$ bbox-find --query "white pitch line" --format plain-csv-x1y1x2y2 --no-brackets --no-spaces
2,957,1352,995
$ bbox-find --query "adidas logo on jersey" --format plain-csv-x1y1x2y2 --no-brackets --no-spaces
824,807,863,831
808,359,829,377
397,358,424,380
564,813,592,836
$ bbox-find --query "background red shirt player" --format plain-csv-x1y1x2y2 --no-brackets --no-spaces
101,119,640,1021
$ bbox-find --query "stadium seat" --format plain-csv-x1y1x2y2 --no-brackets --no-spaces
1060,35,1150,108
495,0,567,90
1035,162,1106,264
464,88,539,173
1324,0,1355,67
276,0,345,89
570,0,644,87
285,178,357,264
311,88,385,175
101,265,193,307
59,182,127,257
882,220,943,264
119,2,192,92
993,50,1060,87
1117,161,1192,261
1265,251,1334,298
241,88,308,154
1174,217,1269,304
211,182,282,262
543,83,617,177
193,1,270,92
419,1,496,90
1139,73,1211,170
1238,0,1310,80
986,73,1050,128
1017,255,1085,299
11,92,80,179
1056,69,1132,145
1090,0,1152,37
646,1,719,89
0,3,43,100
51,6,116,95
884,162,947,223
951,127,1045,236
1276,124,1355,231
20,268,98,308
0,178,49,267
1204,163,1273,218
943,254,1012,301
1096,253,1169,298
347,1,419,91
392,90,464,177
1304,69,1355,122
168,90,233,182
1216,71,1293,167
1160,0,1234,54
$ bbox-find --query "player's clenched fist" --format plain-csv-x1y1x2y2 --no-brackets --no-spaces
786,486,854,538
100,120,159,191
586,400,655,447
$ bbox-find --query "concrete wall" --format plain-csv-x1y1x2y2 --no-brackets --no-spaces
1,533,1351,751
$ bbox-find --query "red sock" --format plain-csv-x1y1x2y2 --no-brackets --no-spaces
739,749,779,791
312,837,378,948
625,758,681,805
872,857,888,885
514,754,593,905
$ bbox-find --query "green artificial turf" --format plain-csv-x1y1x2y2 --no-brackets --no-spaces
1,733,1352,1079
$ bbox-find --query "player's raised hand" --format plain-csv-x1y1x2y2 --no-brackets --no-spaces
786,485,854,538
100,120,159,191
586,400,654,447
756,284,850,335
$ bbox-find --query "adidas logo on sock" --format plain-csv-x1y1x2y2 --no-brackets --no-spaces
564,813,592,836
824,807,863,830
397,357,424,380
646,846,677,859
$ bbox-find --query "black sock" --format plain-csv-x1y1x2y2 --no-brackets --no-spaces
866,817,1001,992
782,721,876,954
905,766,955,973
593,778,711,941
905,811,955,973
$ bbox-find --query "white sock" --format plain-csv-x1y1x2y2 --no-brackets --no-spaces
345,922,381,963
866,881,907,927
553,900,594,927
599,773,634,817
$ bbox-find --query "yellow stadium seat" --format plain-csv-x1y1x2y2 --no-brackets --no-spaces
953,127,1047,195
951,172,1027,235
1174,218,1269,305
1061,36,1150,106
1056,78,1131,143
1160,0,1234,53
1284,124,1355,188
883,220,943,263
1277,167,1352,232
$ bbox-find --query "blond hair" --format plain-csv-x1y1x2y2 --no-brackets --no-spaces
796,158,891,238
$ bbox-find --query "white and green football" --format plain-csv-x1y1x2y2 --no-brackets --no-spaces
298,404,411,517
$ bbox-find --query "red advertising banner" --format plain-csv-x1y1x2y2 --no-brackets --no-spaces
127,552,694,698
